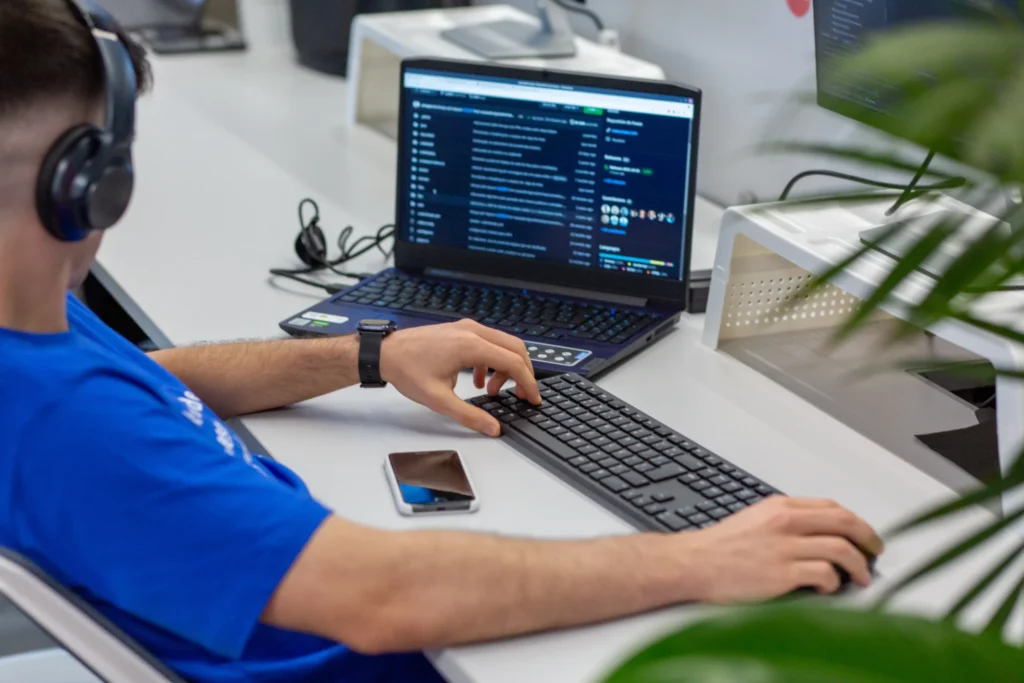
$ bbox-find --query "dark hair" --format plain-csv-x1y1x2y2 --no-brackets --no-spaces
0,0,152,119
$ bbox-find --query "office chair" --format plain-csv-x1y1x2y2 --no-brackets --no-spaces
0,550,183,683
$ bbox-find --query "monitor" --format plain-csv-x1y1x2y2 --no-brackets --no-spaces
814,0,1018,140
394,59,702,306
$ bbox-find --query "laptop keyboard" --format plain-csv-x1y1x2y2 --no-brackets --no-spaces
335,272,662,344
470,373,782,532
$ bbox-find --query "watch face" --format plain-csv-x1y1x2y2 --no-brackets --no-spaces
360,319,396,332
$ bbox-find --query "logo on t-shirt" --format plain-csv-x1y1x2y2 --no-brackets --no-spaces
176,389,266,476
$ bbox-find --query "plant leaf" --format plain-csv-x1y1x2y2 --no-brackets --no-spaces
983,568,1024,637
876,505,1024,606
944,540,1024,622
834,219,958,340
603,606,1024,683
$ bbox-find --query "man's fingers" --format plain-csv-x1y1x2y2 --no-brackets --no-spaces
473,366,487,390
459,322,540,402
429,388,501,437
793,538,872,587
794,561,843,595
487,371,509,396
463,340,538,404
787,507,884,558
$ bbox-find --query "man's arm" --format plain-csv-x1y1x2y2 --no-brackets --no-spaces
149,320,541,434
263,497,884,654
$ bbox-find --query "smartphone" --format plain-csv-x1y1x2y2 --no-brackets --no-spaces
384,450,480,515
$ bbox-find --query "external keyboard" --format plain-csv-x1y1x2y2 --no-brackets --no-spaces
336,272,662,344
470,373,781,532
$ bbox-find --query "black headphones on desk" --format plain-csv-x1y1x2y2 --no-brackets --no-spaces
35,0,138,243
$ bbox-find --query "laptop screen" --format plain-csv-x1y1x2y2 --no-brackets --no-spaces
398,67,698,283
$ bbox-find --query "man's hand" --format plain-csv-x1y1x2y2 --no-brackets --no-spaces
676,496,884,603
380,320,542,437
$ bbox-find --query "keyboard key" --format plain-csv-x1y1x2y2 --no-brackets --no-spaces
578,445,599,456
742,476,760,487
601,476,630,493
695,500,717,511
623,456,644,467
606,430,628,441
586,417,607,428
656,512,691,532
663,447,685,458
643,504,666,515
622,471,648,487
674,454,704,471
580,431,601,441
703,455,723,466
549,426,569,437
562,418,583,429
617,436,639,447
678,472,700,485
529,414,549,425
688,512,711,525
631,495,654,508
609,416,632,427
557,432,577,443
610,464,630,475
721,482,742,493
697,467,718,479
691,480,710,491
568,456,590,467
567,438,588,450
646,463,685,482
692,448,711,458
589,469,612,481
621,490,645,500
597,457,618,468
580,463,599,474
635,463,655,473
601,442,622,454
718,464,738,475
596,424,617,434
755,484,775,496
706,507,729,520
635,429,654,440
735,489,757,501
715,494,738,506
651,441,672,452
637,450,659,461
567,406,587,416
676,505,697,517
608,448,631,460
709,475,730,486
703,486,725,498
650,455,671,466
655,426,674,437
621,423,643,434
727,502,747,513
652,492,674,503
592,437,613,448
628,443,648,454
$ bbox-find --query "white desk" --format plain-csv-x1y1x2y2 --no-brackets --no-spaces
96,29,1021,683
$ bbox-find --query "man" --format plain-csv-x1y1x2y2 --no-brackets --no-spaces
0,2,883,682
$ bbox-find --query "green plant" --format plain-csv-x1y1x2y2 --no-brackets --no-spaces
605,6,1024,682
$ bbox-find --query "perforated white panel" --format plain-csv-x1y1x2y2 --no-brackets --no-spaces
718,234,864,341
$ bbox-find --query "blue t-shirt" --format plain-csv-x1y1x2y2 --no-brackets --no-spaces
0,294,440,683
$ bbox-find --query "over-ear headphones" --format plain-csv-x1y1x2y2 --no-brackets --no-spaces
35,0,138,243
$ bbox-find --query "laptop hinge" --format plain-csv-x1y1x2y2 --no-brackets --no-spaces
422,268,649,308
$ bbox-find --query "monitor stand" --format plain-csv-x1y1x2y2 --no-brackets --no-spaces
853,198,1024,290
441,0,577,60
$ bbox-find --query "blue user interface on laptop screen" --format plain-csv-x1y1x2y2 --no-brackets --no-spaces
399,68,697,281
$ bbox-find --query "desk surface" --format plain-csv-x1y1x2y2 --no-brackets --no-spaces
97,28,1021,683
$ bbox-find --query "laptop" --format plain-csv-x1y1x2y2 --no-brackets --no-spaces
281,58,702,378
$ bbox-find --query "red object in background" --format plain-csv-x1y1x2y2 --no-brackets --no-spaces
787,0,810,17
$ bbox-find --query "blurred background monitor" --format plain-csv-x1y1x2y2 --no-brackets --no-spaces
104,0,246,54
813,0,1018,148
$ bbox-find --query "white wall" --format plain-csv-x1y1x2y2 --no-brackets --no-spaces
476,0,911,206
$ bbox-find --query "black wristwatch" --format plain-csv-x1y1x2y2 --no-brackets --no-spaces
357,319,397,388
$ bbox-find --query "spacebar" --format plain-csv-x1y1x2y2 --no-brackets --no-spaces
506,419,577,461
402,305,471,319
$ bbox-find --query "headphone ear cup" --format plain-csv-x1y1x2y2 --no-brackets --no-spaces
295,223,328,267
35,125,101,242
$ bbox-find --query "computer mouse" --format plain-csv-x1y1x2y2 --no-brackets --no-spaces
793,555,878,597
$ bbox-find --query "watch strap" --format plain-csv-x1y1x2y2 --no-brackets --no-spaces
358,330,387,387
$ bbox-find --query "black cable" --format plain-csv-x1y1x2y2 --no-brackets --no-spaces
778,167,967,202
887,149,936,216
552,0,604,30
269,198,396,293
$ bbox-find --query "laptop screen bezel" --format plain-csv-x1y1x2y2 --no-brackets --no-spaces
394,58,702,310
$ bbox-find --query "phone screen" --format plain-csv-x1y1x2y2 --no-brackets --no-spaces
389,450,476,509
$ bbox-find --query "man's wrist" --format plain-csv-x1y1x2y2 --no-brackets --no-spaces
634,532,708,604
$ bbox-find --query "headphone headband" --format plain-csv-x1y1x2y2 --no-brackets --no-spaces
63,0,137,157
